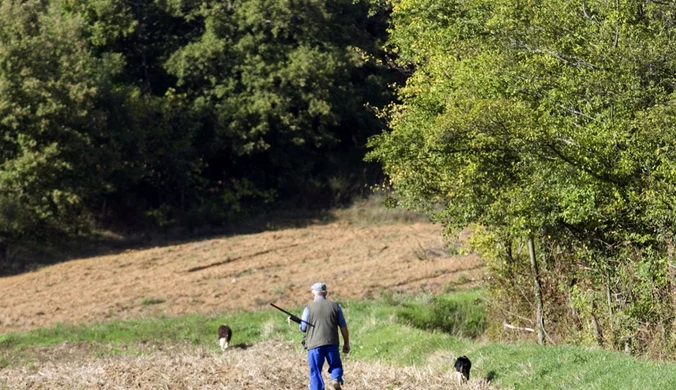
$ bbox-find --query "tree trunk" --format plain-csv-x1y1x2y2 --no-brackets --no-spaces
528,236,546,345
666,235,676,331
591,305,603,346
0,241,7,262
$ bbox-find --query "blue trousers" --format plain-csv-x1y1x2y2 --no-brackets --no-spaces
307,344,343,390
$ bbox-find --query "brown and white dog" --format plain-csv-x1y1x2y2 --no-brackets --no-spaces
218,324,232,351
454,355,471,385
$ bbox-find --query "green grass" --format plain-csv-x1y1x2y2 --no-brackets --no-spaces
390,288,487,337
0,310,286,351
475,342,676,389
331,193,431,225
2,291,676,389
139,297,166,305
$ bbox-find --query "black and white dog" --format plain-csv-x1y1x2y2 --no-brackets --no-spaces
454,355,471,385
218,324,232,351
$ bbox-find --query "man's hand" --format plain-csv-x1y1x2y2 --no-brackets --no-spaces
342,343,350,354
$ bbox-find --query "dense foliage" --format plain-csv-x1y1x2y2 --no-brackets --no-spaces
368,0,676,356
0,0,394,260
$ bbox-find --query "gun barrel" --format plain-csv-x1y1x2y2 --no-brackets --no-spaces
270,303,314,327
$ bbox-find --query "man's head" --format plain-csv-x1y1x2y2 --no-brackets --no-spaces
311,282,327,297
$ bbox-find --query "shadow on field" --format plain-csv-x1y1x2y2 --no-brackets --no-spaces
230,343,250,350
1,193,431,277
0,208,337,277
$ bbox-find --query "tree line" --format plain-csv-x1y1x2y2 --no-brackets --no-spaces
0,0,394,261
368,0,676,356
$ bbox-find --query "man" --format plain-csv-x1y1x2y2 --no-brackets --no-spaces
299,282,350,390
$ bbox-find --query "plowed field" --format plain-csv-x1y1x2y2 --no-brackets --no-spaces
0,222,483,333
0,221,491,389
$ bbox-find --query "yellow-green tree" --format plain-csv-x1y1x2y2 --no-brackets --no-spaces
369,0,676,354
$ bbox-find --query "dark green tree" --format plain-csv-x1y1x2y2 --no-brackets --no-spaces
164,0,393,210
0,0,394,265
0,0,119,258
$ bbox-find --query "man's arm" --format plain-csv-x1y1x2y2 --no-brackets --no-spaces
299,306,310,332
340,326,350,354
336,304,349,353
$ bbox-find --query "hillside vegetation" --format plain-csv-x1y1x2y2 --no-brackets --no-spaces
5,0,676,373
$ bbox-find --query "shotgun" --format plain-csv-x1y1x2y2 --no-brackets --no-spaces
270,303,314,327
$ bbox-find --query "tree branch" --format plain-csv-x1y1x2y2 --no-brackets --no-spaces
503,321,535,333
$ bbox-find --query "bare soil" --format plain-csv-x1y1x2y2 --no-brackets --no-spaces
0,222,483,333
